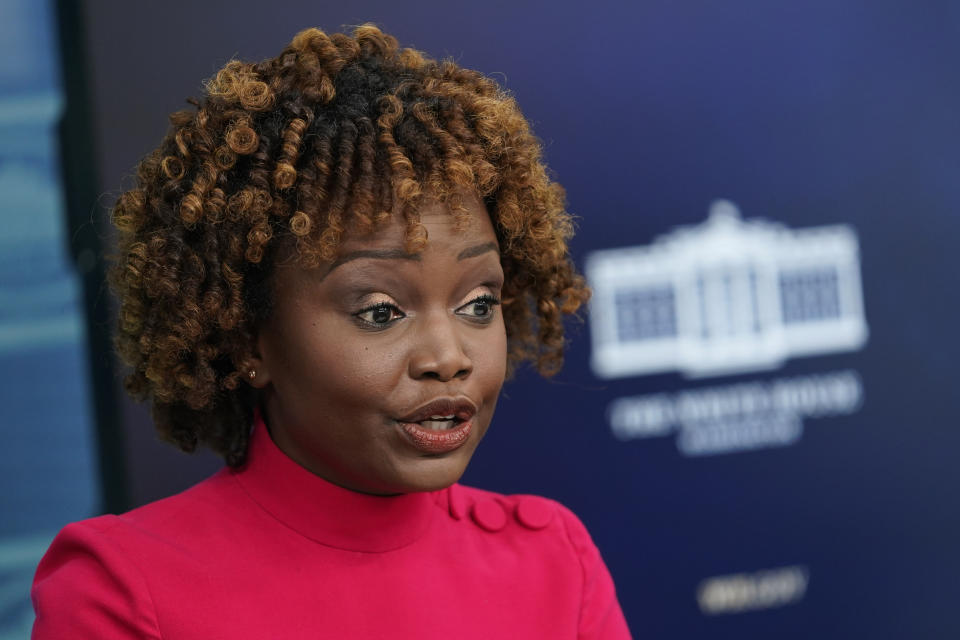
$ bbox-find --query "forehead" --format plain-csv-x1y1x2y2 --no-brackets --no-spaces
337,195,498,255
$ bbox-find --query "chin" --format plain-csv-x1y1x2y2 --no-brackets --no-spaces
389,451,474,494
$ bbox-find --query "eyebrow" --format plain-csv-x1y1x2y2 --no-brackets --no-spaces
456,242,499,261
319,242,499,281
317,249,419,281
331,248,421,269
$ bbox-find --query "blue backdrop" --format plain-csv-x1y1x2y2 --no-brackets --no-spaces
0,0,100,637
70,1,960,637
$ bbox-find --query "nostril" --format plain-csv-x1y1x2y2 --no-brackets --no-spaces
414,366,471,382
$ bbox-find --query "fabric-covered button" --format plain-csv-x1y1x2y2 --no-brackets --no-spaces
515,498,554,530
471,499,507,532
447,485,464,521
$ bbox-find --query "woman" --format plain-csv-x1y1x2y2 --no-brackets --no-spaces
32,25,631,639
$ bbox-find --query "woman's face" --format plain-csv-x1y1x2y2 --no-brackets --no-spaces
252,193,507,495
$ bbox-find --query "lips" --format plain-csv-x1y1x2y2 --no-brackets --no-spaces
396,397,477,454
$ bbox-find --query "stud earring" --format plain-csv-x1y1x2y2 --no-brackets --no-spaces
248,370,257,380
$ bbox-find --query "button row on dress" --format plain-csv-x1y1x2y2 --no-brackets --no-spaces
470,498,554,532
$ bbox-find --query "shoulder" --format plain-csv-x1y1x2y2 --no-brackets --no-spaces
35,467,228,566
118,467,237,531
447,485,632,639
40,467,243,563
32,516,162,638
443,485,596,595
31,469,236,638
448,483,598,555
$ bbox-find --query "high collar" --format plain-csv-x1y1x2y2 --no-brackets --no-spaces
231,413,438,553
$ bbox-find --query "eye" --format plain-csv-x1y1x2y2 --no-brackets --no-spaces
354,302,405,328
456,294,501,321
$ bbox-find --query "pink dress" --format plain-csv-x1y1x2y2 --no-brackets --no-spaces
31,417,631,638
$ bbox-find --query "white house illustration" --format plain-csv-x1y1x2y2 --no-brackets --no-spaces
586,200,869,379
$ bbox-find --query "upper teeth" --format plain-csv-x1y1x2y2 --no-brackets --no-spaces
429,415,455,420
421,418,456,430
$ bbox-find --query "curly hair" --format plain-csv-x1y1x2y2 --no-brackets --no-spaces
109,25,590,466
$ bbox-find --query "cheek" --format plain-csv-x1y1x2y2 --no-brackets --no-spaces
271,322,377,398
473,320,508,386
325,337,408,396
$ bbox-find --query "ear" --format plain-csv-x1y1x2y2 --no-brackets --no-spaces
245,331,273,389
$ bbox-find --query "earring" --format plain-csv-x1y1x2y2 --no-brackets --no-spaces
248,370,257,380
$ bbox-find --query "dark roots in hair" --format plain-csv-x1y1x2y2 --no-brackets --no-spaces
110,25,590,466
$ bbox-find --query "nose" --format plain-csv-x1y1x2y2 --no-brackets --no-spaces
408,311,473,381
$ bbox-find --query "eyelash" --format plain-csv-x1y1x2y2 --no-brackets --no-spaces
353,294,501,329
457,294,501,321
353,302,404,328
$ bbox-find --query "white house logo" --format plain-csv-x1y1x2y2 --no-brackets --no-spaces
587,201,869,456
586,200,868,379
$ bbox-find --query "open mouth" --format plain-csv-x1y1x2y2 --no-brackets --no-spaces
417,415,463,430
396,398,477,454
397,397,477,426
